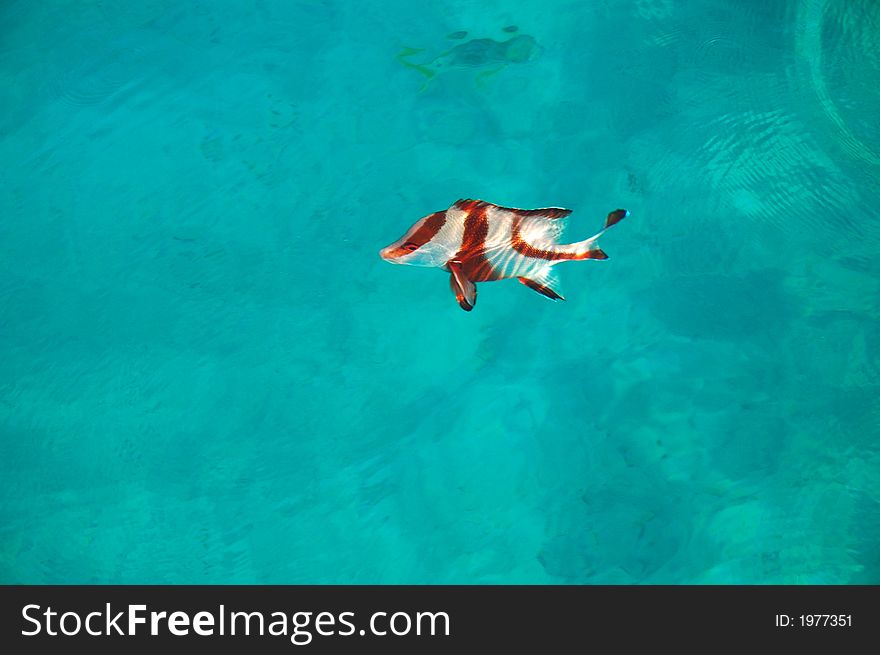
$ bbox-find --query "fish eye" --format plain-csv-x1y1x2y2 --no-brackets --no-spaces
403,243,418,252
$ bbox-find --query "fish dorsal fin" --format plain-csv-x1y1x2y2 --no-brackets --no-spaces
448,260,476,311
452,198,487,212
455,199,570,220
507,206,571,220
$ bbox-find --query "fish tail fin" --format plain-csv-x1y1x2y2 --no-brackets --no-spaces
564,238,609,260
566,209,628,260
396,47,436,80
604,209,629,230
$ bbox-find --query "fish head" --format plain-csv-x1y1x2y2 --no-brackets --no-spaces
425,51,456,73
380,211,449,267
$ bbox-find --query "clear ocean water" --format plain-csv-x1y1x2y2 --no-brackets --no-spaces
2,0,879,584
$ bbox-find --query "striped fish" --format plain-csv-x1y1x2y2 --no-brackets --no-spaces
380,199,628,311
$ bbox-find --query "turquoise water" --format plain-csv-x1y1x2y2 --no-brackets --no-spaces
2,0,879,584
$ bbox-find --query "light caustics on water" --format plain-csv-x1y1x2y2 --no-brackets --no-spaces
793,0,880,172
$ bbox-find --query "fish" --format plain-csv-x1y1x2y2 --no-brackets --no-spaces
379,199,628,311
397,34,541,81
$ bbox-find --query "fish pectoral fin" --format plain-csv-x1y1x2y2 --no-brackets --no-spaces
448,261,477,311
518,272,564,301
475,65,505,88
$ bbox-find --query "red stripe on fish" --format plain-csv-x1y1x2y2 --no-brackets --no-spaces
510,216,598,261
456,202,489,255
383,210,447,259
450,201,502,282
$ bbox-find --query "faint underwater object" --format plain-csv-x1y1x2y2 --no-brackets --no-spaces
380,199,628,312
397,33,542,85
